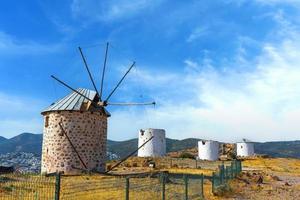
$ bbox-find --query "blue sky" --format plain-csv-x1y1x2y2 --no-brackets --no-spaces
1,0,300,142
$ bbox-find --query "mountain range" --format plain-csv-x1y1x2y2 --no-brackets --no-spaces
0,133,299,159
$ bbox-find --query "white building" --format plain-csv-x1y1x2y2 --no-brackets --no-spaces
236,142,255,157
198,140,219,161
137,128,166,157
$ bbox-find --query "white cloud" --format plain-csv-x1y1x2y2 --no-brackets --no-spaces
71,0,163,23
255,0,300,5
108,34,300,142
187,26,209,42
0,31,62,56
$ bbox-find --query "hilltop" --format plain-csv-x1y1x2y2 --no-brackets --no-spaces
0,133,299,159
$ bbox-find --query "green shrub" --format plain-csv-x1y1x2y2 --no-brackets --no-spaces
179,152,195,159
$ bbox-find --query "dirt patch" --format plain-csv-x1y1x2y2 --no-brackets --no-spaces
228,171,300,200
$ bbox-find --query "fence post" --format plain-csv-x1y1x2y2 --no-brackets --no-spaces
195,159,198,169
234,160,237,177
231,161,235,178
161,173,165,200
225,166,231,181
125,177,130,200
222,165,225,184
232,164,234,179
225,166,228,182
55,173,61,200
212,172,215,194
219,165,224,184
200,174,204,199
184,175,188,200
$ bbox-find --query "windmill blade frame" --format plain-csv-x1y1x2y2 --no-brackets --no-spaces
107,102,156,106
59,122,88,169
51,75,96,103
100,42,109,100
78,47,100,97
105,135,154,173
105,61,135,102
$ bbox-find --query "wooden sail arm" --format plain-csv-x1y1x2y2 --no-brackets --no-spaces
107,102,155,106
105,136,154,173
59,122,88,170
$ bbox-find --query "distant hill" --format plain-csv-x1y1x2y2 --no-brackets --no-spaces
254,141,300,158
0,133,299,159
0,133,42,154
107,138,200,158
0,136,7,143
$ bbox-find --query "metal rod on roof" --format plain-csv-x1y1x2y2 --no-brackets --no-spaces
107,102,156,106
105,61,135,102
100,42,109,100
105,135,154,173
78,47,100,97
59,122,88,170
51,75,95,103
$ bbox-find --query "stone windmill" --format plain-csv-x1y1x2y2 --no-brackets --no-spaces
41,43,155,175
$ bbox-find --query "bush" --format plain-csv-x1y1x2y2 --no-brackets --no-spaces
132,163,138,167
179,152,195,159
213,184,233,196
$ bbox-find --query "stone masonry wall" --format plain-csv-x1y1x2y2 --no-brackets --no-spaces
41,111,107,174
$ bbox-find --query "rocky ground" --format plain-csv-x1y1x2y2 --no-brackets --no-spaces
226,171,299,200
216,158,300,200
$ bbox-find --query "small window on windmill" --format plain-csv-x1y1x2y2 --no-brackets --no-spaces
45,116,49,127
241,145,243,149
140,129,145,136
202,141,206,145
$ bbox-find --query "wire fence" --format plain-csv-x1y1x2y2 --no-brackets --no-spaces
60,175,126,200
134,157,233,170
164,173,204,200
0,160,242,200
0,174,55,200
212,160,242,194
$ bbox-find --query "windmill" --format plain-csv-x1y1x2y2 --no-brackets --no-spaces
236,138,255,157
41,43,155,175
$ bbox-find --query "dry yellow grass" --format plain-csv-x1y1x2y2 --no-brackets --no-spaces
0,173,206,200
226,157,300,200
3,157,298,199
242,157,300,175
165,168,214,176
0,174,55,200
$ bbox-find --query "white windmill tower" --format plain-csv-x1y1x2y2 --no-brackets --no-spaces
198,140,219,161
236,138,255,157
41,43,155,175
137,128,166,157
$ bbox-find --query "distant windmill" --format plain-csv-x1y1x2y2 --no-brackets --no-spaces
236,138,255,157
41,43,155,175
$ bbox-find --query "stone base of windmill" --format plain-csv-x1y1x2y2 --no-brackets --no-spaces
41,111,107,175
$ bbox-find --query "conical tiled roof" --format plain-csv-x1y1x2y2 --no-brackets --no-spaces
41,88,110,116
